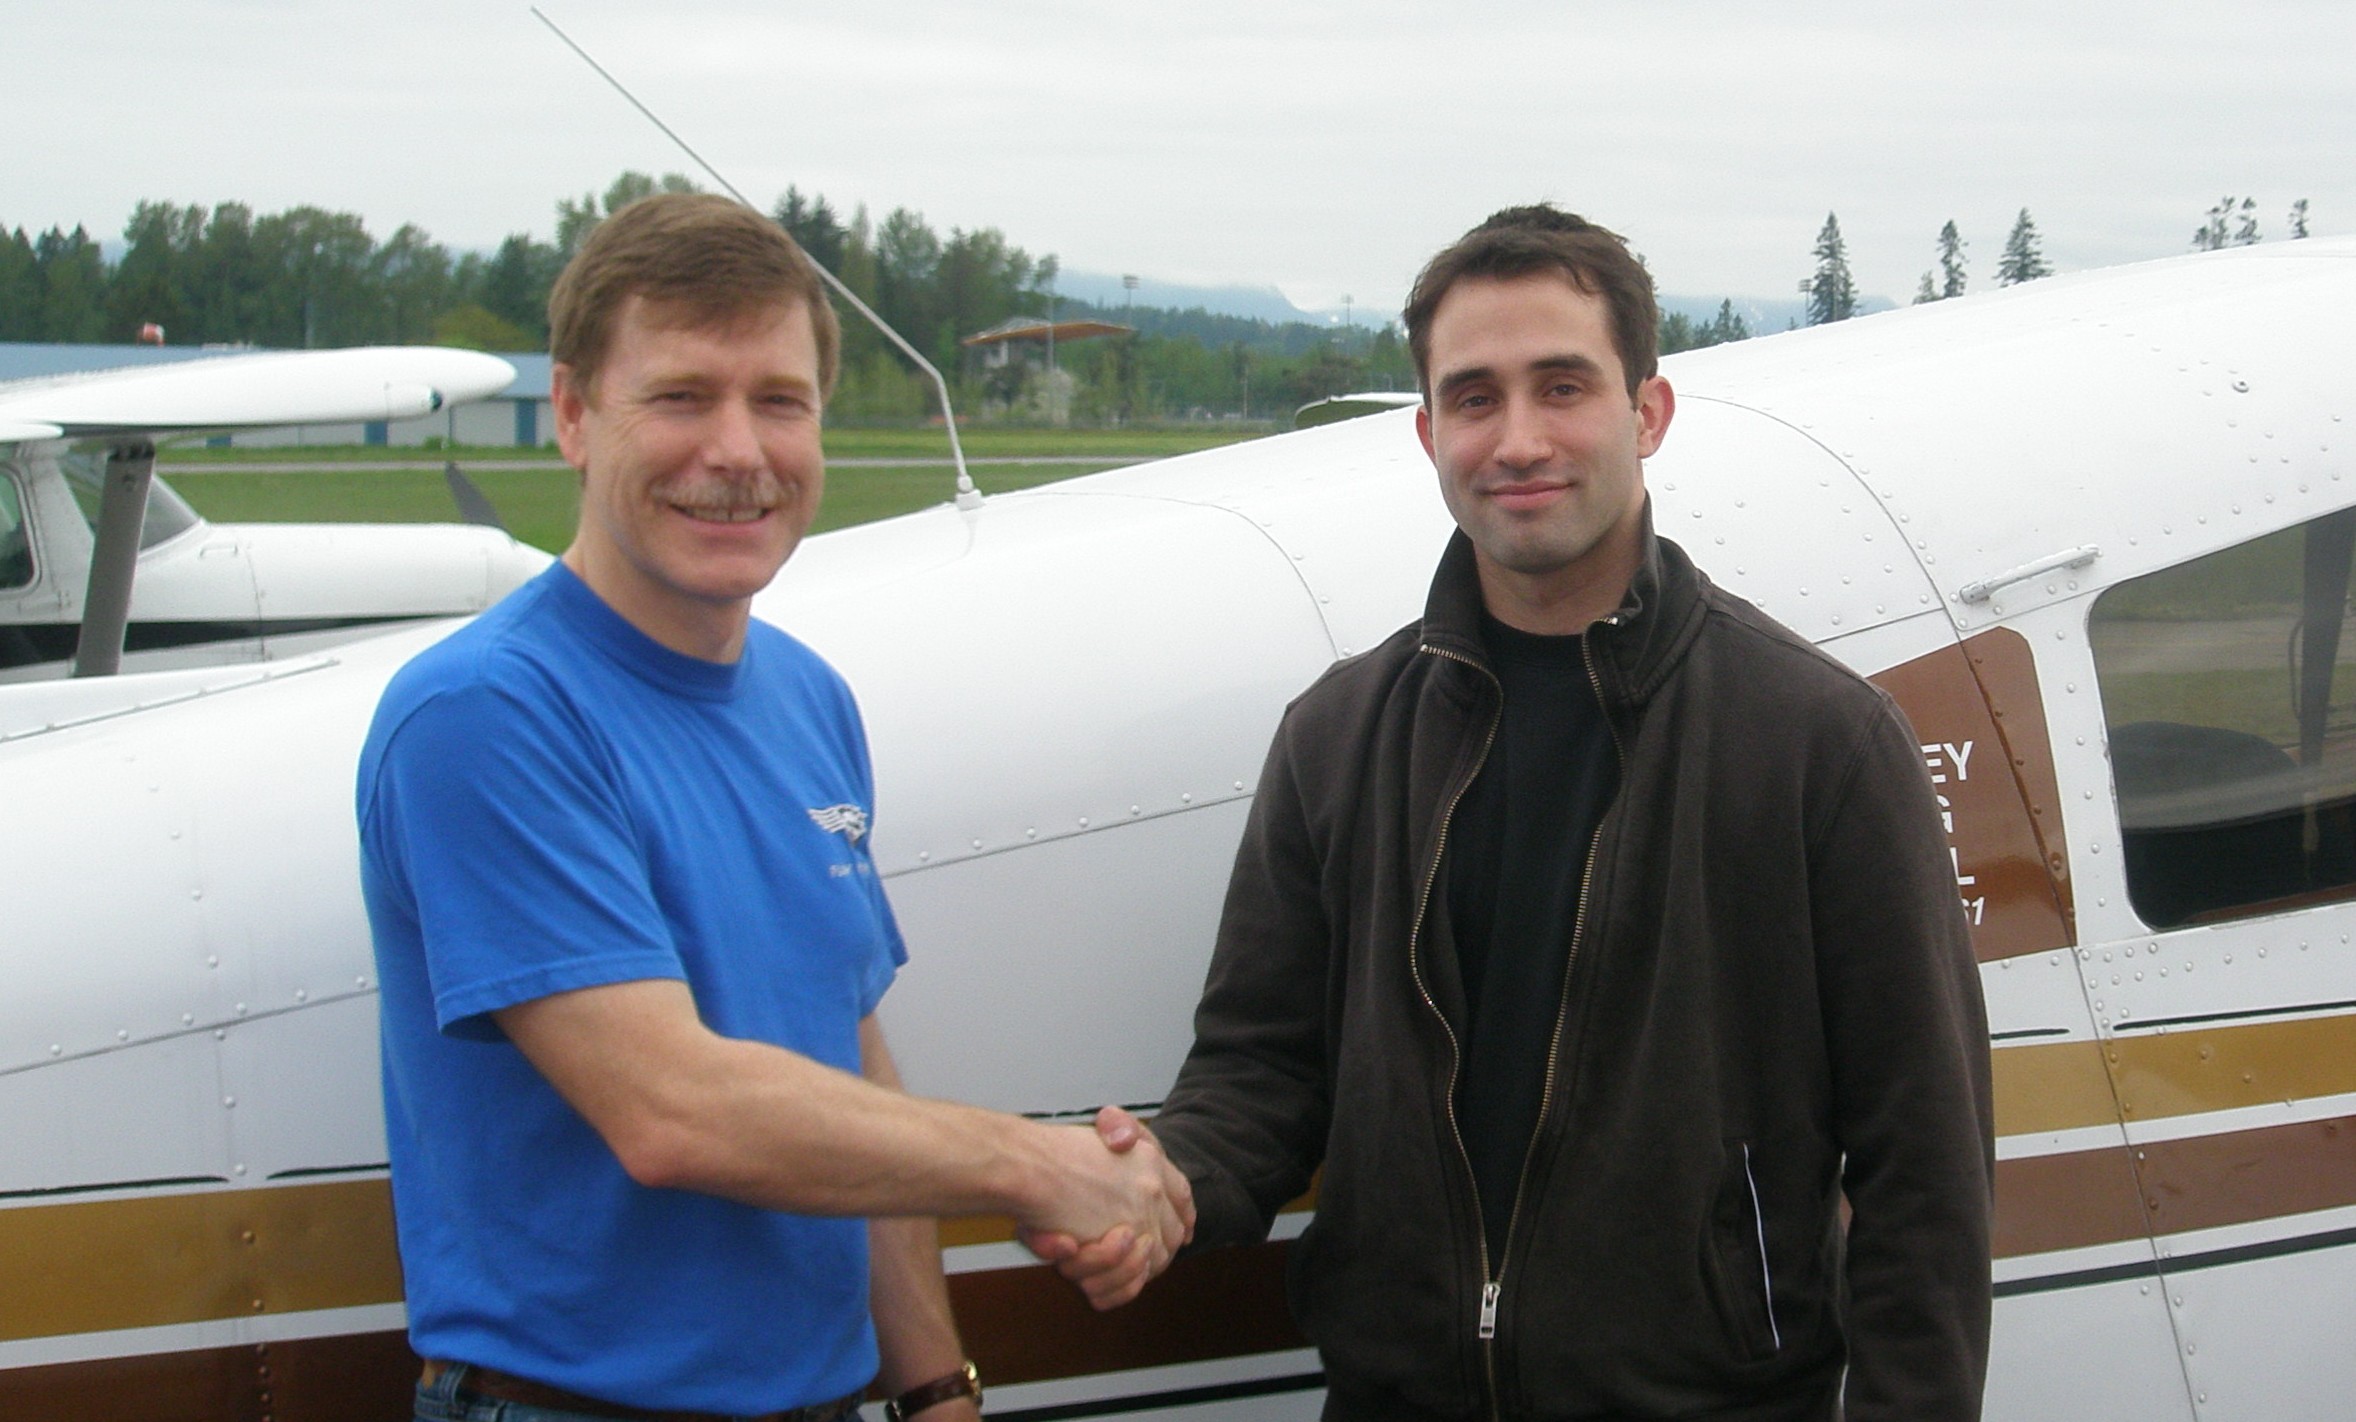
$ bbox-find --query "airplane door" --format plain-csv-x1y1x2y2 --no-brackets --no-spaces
2064,512,2356,1422
0,464,52,666
1869,616,2200,1422
0,454,84,673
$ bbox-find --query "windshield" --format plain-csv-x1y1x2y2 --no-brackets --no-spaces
58,448,204,550
0,471,31,589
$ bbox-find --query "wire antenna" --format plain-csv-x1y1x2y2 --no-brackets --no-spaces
531,6,981,510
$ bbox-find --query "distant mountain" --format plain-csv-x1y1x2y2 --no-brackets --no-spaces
1057,275,1890,339
1054,270,1346,327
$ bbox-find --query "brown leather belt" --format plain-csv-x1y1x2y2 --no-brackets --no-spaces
421,1359,863,1422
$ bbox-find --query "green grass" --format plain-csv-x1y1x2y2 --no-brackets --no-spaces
157,426,1261,465
2097,667,2300,743
157,428,1260,552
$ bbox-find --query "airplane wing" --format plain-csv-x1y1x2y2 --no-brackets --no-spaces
0,346,516,439
0,419,63,444
1294,391,1422,429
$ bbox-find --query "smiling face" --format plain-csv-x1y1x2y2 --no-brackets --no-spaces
1416,272,1673,634
554,294,825,661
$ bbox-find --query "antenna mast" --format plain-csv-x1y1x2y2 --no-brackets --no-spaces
532,7,981,510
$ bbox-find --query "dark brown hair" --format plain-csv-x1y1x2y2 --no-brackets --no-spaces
547,192,841,400
1403,204,1658,402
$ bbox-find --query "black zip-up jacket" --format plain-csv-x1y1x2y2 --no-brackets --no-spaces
1154,525,1994,1422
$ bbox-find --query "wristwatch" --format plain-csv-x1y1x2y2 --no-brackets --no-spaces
885,1361,982,1422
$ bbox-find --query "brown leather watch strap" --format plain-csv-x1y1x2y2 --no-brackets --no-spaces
884,1361,981,1422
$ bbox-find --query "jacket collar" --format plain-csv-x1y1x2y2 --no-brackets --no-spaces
1417,498,1710,711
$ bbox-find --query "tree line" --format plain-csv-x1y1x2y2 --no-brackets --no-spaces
0,174,1433,425
1799,196,2317,326
4,173,1773,426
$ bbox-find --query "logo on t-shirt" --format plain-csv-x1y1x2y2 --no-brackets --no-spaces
807,803,870,845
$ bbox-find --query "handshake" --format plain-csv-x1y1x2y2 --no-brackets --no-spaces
1015,1106,1195,1310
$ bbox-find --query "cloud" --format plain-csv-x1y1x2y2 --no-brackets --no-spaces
9,0,2352,309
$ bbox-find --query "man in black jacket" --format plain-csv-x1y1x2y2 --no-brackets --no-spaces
1050,205,1994,1421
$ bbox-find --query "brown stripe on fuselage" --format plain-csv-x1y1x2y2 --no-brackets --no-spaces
0,1328,416,1422
1993,1112,2356,1257
940,1189,1318,1251
0,1252,1307,1422
8,1042,2350,1383
1994,1146,2149,1257
951,1239,1304,1385
11,1118,2356,1421
0,1178,400,1343
2138,1115,2356,1236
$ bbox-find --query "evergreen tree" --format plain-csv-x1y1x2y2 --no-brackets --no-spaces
2193,197,2236,252
189,203,264,343
1938,220,1967,298
432,303,532,352
33,226,109,342
1704,299,1748,344
2290,199,2312,240
773,187,847,273
1800,213,1856,326
374,224,455,344
473,233,564,344
247,207,377,348
109,201,204,339
2232,197,2260,246
556,171,698,258
1913,271,1937,305
1996,209,2051,285
0,227,39,340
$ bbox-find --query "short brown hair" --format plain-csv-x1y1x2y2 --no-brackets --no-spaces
1403,205,1658,402
547,192,841,400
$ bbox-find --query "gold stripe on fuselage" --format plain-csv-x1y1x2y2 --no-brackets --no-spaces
0,1178,399,1343
6,1011,2353,1347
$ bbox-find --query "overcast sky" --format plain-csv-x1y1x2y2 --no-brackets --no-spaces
13,0,2352,317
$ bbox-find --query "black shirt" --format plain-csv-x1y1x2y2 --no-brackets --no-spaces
1445,612,1619,1265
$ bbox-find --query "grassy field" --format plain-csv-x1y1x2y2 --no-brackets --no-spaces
158,425,1262,464
159,427,1266,553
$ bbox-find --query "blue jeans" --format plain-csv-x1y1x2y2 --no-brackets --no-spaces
414,1363,865,1422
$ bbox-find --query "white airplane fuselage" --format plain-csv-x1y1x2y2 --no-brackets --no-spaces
5,241,2356,1420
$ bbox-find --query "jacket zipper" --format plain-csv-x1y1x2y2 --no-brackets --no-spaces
1479,626,1627,1415
1405,643,1503,1412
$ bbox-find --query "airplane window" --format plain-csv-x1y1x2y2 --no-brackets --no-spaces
2091,509,2356,927
0,473,31,589
58,448,203,551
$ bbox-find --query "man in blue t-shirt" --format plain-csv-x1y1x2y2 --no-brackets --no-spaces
359,194,1191,1422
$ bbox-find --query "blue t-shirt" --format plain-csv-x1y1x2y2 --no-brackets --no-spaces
357,562,905,1414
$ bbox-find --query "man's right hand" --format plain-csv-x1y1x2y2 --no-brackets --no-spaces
1018,1106,1193,1309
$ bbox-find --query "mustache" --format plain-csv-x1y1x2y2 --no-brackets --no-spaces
658,473,787,510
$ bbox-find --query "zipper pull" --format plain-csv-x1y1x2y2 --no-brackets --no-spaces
1477,1281,1500,1340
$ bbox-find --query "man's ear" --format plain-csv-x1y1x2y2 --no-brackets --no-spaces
1415,401,1436,463
552,364,592,472
1634,375,1674,459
